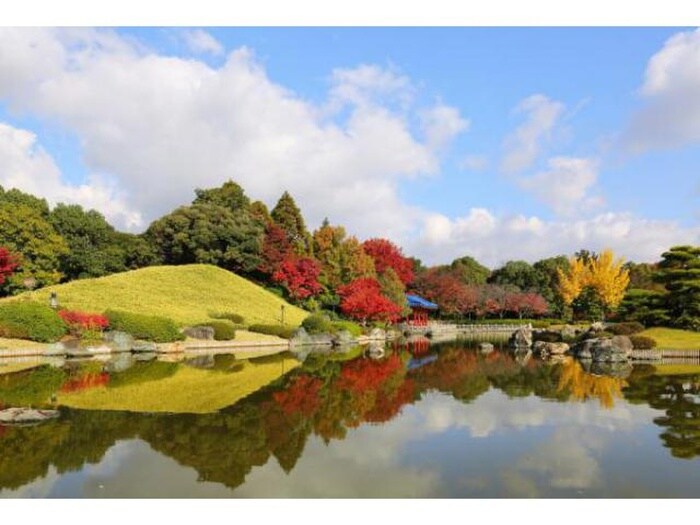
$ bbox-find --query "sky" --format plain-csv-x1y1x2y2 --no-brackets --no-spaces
0,27,698,267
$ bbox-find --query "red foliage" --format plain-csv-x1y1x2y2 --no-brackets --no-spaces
362,238,414,285
259,223,293,276
0,247,19,286
59,372,110,393
364,379,415,424
0,424,7,438
272,256,323,300
272,374,323,417
337,353,404,393
58,310,109,332
410,268,478,316
337,278,402,323
504,292,549,318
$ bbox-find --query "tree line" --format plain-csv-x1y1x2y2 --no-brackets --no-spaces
0,182,696,328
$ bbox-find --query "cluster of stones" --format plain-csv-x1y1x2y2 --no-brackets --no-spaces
289,327,397,348
42,331,158,358
507,322,635,364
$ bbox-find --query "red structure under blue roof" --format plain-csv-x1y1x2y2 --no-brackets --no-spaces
405,294,438,326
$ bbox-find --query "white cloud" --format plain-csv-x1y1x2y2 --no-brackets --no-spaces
0,122,142,227
182,29,224,56
413,208,700,267
420,104,470,151
519,156,603,216
623,28,700,152
500,94,565,174
0,28,465,242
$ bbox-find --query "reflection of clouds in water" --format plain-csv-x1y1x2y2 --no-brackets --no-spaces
513,428,603,490
235,412,443,497
419,388,660,439
0,466,61,498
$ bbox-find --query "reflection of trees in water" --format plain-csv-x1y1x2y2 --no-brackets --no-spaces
557,358,629,409
3,342,698,493
624,369,700,459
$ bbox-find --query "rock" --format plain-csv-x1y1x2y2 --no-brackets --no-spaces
183,354,215,369
508,325,533,349
43,342,67,357
105,353,135,373
0,407,60,424
571,338,598,359
103,331,135,352
367,342,385,359
183,326,215,340
561,325,577,340
479,342,494,354
332,330,357,346
132,341,158,353
589,361,633,378
534,341,569,356
289,328,333,347
590,338,628,363
611,335,633,357
368,328,387,340
386,329,400,340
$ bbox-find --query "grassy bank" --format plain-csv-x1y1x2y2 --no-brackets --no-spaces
638,328,700,350
3,264,308,328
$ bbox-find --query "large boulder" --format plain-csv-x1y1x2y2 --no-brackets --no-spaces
509,325,533,349
103,331,135,352
589,338,628,363
332,330,357,346
611,335,633,358
571,338,598,360
183,326,215,340
534,341,569,356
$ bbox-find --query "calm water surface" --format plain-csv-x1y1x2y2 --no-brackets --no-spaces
0,339,698,498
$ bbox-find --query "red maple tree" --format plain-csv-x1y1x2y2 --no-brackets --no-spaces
362,238,414,285
272,256,323,300
259,223,293,276
0,247,19,286
337,277,402,323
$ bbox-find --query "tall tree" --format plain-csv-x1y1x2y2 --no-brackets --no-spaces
259,223,293,277
488,260,540,291
272,256,323,301
362,238,414,285
337,278,402,324
0,185,50,217
0,203,69,293
655,246,700,330
378,268,410,317
450,255,490,285
312,222,375,290
193,180,250,211
270,191,311,255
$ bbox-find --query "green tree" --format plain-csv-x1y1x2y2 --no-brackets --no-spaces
378,267,410,317
533,255,570,317
0,203,69,293
271,191,311,255
488,260,540,291
0,185,50,217
193,180,250,211
655,246,700,330
571,285,606,322
146,202,264,274
450,255,490,285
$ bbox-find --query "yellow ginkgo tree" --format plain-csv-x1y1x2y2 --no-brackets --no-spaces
557,249,630,319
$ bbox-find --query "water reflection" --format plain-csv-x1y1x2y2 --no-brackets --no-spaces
0,339,699,497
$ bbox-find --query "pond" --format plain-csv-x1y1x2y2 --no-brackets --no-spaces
0,339,699,498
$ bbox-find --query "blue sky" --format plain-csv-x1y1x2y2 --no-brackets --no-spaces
0,27,698,266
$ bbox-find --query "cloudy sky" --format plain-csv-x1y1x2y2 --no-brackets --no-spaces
0,27,698,267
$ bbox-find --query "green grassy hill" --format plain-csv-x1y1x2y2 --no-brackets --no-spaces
4,265,308,327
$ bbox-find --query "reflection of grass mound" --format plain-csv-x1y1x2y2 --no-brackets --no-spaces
5,264,308,327
0,366,66,407
57,356,300,414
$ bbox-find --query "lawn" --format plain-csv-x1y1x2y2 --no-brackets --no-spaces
3,264,309,328
57,355,300,413
638,327,700,350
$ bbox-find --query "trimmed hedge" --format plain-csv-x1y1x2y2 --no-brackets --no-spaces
302,313,333,334
105,309,184,343
630,335,658,349
205,320,237,341
332,320,363,337
208,311,246,325
608,322,645,336
248,324,296,339
0,301,67,343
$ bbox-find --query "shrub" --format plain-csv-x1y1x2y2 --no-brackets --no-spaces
208,311,246,325
533,330,563,343
331,320,363,337
204,320,236,341
608,322,645,336
248,324,296,339
105,309,184,343
301,313,333,334
59,310,109,336
0,301,67,343
630,335,658,349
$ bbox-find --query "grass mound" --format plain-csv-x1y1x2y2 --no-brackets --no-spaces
638,328,700,350
5,265,308,328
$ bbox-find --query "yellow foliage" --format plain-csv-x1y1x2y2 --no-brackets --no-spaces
556,249,630,309
557,358,628,409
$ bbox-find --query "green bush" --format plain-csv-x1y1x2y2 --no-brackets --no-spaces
331,320,363,337
0,301,67,343
630,335,658,349
301,313,333,334
533,330,563,343
105,309,184,343
607,322,645,336
204,320,236,341
208,311,246,325
248,324,296,339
